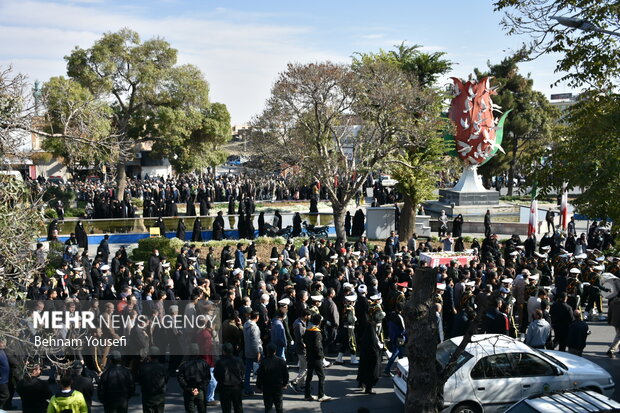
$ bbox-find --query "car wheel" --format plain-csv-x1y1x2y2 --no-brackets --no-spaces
452,403,481,413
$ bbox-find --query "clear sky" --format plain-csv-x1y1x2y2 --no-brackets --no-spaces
0,0,572,124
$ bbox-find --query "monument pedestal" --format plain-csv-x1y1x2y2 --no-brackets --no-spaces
439,165,499,206
425,165,508,217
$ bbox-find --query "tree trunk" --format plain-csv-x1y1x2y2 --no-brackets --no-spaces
332,204,347,241
399,193,418,242
404,266,441,413
116,161,127,201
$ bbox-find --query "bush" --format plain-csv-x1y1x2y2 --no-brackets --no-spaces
132,237,178,272
44,208,58,219
132,197,144,208
65,207,85,218
463,236,473,243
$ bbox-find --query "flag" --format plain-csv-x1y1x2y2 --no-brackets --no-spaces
560,183,568,230
528,198,538,237
528,185,538,237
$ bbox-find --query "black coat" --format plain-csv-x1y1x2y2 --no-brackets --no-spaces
176,219,186,240
192,218,203,242
98,364,134,402
303,327,324,361
356,322,381,387
256,355,289,394
17,376,52,413
138,361,168,397
177,357,211,392
75,222,88,249
213,216,225,240
213,355,244,388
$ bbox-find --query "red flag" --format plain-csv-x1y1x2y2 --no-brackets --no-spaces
528,199,538,237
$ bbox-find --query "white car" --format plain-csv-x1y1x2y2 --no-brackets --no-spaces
393,334,615,413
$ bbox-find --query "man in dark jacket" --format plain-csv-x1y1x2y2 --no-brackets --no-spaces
16,364,52,413
256,343,289,413
567,310,590,356
214,343,244,413
303,313,332,402
550,292,574,351
138,348,168,413
177,344,211,413
98,351,134,413
483,298,509,335
69,361,94,412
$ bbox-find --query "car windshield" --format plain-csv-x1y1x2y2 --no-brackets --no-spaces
532,348,567,370
436,340,473,370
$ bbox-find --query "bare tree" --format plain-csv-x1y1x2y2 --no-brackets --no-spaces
250,61,439,240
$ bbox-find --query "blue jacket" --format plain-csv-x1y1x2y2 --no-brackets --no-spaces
270,318,287,348
234,250,246,269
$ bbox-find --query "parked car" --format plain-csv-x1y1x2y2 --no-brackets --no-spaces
393,334,615,413
504,390,620,413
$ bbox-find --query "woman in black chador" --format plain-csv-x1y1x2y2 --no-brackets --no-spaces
176,218,186,240
191,218,203,242
75,221,88,249
356,308,384,394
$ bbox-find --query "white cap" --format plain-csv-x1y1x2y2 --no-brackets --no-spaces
534,252,548,258
342,282,353,289
582,282,591,287
464,280,475,287
569,268,581,274
135,261,144,266
509,251,519,256
314,273,324,280
530,274,540,281
358,284,367,293
436,283,446,291
352,251,361,256
516,245,525,250
232,268,243,276
596,256,605,262
330,254,338,260
226,259,235,264
370,293,382,300
299,257,307,263
574,254,587,260
189,256,197,261
270,258,278,262
278,298,291,306
501,278,513,284
56,269,65,276
310,295,323,302
395,252,403,257
593,265,604,271
541,246,551,251
72,266,83,272
100,265,110,271
314,272,324,278
345,294,357,302
162,262,170,268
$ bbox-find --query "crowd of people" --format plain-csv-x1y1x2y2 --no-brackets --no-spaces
1,213,619,412
32,173,400,222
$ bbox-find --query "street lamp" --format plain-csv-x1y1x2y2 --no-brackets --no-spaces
550,15,620,37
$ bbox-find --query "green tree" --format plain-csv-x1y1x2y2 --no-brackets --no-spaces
475,54,560,195
494,0,620,89
354,44,452,240
531,92,620,230
41,76,113,173
63,29,228,195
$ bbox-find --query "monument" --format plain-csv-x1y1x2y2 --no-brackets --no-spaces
426,76,512,216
